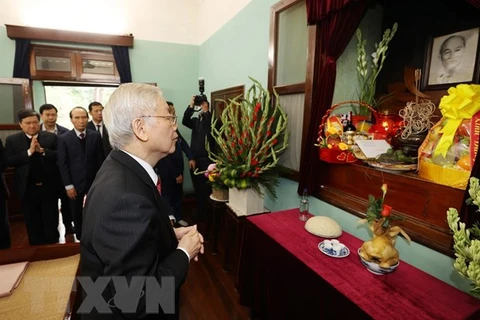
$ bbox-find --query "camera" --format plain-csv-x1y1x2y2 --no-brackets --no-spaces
194,77,207,106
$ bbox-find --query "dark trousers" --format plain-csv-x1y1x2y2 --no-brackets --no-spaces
171,182,183,221
189,157,211,220
21,184,59,245
0,198,10,249
71,191,86,239
160,176,184,221
59,187,73,232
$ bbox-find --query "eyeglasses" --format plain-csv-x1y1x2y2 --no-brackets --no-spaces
141,115,177,125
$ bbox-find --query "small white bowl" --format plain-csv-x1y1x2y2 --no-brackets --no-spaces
357,249,399,275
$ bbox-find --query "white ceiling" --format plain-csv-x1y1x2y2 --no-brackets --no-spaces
0,0,253,45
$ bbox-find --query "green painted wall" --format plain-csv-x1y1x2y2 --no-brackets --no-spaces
199,0,472,294
198,0,276,93
0,27,14,77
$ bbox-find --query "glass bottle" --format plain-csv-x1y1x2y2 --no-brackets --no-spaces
299,188,309,221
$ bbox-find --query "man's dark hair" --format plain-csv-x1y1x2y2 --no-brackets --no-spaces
166,101,174,107
88,101,103,112
69,107,89,119
18,109,40,123
39,103,58,114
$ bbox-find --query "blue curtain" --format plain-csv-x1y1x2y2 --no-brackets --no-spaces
112,46,132,83
13,39,31,78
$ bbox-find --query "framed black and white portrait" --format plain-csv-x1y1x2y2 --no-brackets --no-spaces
422,27,480,90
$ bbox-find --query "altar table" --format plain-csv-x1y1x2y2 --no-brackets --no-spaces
237,209,480,320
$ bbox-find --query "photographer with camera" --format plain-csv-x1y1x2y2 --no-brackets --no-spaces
182,78,214,222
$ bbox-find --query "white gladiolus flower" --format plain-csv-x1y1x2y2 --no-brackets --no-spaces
447,177,480,297
355,22,398,113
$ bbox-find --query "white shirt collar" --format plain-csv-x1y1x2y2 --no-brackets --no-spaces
93,121,103,127
74,129,86,138
42,124,58,134
25,133,38,139
121,150,158,185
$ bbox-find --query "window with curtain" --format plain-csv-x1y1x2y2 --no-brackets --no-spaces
276,1,308,86
277,93,305,171
269,0,310,178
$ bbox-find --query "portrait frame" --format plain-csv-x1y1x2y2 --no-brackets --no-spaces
422,27,480,91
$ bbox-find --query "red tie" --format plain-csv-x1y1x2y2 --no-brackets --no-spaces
156,179,162,195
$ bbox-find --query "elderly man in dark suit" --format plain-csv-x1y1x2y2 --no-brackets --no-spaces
5,109,59,245
80,83,204,319
39,103,73,235
86,101,112,158
155,101,195,227
57,107,104,240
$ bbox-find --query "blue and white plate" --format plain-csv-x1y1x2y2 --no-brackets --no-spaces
318,241,350,258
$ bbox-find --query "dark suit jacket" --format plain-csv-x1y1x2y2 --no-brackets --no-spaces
155,130,193,181
0,139,9,199
80,150,189,319
57,129,104,194
4,131,58,199
40,123,69,136
87,121,112,158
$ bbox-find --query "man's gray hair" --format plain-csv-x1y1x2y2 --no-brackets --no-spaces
104,83,163,150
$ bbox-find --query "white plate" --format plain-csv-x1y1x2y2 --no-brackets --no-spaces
306,229,342,239
364,160,417,173
318,241,350,258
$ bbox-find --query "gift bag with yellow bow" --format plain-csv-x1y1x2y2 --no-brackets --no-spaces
418,84,480,189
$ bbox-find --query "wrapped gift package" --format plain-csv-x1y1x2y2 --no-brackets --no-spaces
418,84,480,189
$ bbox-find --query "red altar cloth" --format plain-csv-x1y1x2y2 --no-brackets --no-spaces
237,208,480,320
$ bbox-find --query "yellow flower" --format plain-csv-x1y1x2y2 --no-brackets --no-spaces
338,143,348,151
381,183,388,195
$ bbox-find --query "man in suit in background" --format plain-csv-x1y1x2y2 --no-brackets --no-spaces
0,138,10,249
39,103,73,235
87,101,112,159
182,96,214,222
5,109,59,245
57,107,104,240
81,83,204,319
155,101,195,227
39,103,69,135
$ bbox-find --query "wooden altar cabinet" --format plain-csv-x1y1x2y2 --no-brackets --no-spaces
237,209,480,320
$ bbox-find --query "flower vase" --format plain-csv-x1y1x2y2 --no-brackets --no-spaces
228,187,264,216
211,188,229,202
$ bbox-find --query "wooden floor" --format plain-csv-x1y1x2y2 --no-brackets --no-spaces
7,197,251,320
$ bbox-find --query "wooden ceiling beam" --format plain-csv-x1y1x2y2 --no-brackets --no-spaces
5,24,134,47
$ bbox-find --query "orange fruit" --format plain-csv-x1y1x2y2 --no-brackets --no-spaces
456,154,471,171
338,143,348,151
